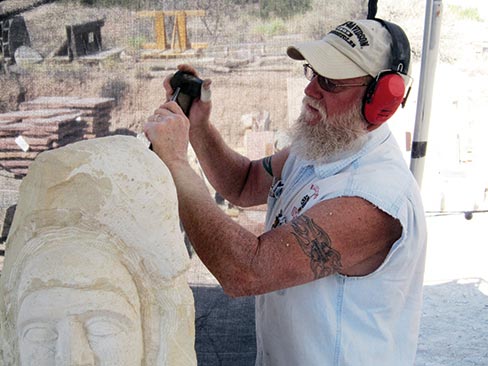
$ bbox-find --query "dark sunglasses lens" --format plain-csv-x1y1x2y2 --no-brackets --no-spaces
304,65,336,92
317,77,334,92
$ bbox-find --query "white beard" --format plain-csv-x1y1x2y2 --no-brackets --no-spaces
289,96,368,164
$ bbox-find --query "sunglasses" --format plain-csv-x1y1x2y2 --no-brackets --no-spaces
303,64,369,93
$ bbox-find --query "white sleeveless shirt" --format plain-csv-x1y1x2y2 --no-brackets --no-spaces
255,125,427,366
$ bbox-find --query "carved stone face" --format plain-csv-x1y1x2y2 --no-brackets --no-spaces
18,288,143,365
0,136,196,365
15,242,143,366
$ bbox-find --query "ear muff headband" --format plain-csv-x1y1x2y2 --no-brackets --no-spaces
362,19,412,125
374,18,411,74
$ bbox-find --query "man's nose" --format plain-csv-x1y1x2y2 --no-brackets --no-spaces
55,318,96,366
304,77,324,99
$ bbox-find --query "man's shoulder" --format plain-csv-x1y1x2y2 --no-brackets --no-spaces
313,148,420,219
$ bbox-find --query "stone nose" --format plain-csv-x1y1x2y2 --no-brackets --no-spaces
55,318,96,366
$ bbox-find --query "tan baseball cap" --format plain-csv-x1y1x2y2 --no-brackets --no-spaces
287,19,392,79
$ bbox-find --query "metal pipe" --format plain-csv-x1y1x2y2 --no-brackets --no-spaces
410,0,443,187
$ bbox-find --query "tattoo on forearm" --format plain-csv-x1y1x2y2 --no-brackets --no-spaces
291,215,342,279
262,156,273,177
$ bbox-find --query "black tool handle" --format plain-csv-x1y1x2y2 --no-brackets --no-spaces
169,71,203,116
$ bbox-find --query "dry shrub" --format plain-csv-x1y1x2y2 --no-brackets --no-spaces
100,77,129,105
0,75,26,112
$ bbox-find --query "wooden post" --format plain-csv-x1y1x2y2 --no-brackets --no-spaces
154,12,166,50
174,11,188,51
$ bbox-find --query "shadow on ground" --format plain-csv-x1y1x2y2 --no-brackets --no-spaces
192,285,256,366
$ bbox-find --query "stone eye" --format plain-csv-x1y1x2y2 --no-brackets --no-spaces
86,318,125,338
23,324,58,344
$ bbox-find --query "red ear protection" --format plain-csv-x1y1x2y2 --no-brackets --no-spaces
362,19,411,126
363,73,406,125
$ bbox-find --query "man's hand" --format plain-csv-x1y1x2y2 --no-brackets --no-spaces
144,101,190,171
163,64,212,135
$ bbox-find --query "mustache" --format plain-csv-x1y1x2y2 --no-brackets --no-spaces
302,96,326,115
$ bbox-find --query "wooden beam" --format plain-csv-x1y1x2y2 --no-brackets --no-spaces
154,12,166,49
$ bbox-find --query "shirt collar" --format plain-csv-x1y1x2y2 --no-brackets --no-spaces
312,124,391,179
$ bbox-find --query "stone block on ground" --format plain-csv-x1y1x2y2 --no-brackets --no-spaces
20,97,115,111
244,130,275,161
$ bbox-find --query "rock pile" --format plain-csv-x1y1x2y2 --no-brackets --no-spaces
0,96,114,177
19,96,115,138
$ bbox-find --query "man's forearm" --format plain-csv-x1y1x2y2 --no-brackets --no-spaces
189,123,254,206
167,160,260,296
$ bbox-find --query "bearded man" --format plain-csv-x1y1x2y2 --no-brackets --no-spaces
145,19,427,366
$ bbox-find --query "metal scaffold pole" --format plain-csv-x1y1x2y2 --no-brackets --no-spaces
410,0,443,187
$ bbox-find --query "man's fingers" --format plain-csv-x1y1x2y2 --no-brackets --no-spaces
153,101,185,116
200,79,212,103
163,73,175,100
163,101,185,115
153,106,171,116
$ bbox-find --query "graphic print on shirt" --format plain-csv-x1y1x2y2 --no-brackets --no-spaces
269,179,284,199
291,183,320,219
272,209,287,229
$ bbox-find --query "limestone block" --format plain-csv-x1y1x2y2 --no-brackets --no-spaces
19,97,115,111
0,109,77,122
0,136,196,365
13,46,43,66
244,130,275,161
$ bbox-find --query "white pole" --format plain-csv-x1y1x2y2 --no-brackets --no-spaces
409,0,443,187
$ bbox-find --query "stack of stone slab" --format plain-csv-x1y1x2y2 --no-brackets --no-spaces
19,97,115,139
0,97,115,177
0,109,85,177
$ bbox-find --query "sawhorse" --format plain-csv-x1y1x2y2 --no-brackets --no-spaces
137,10,208,55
